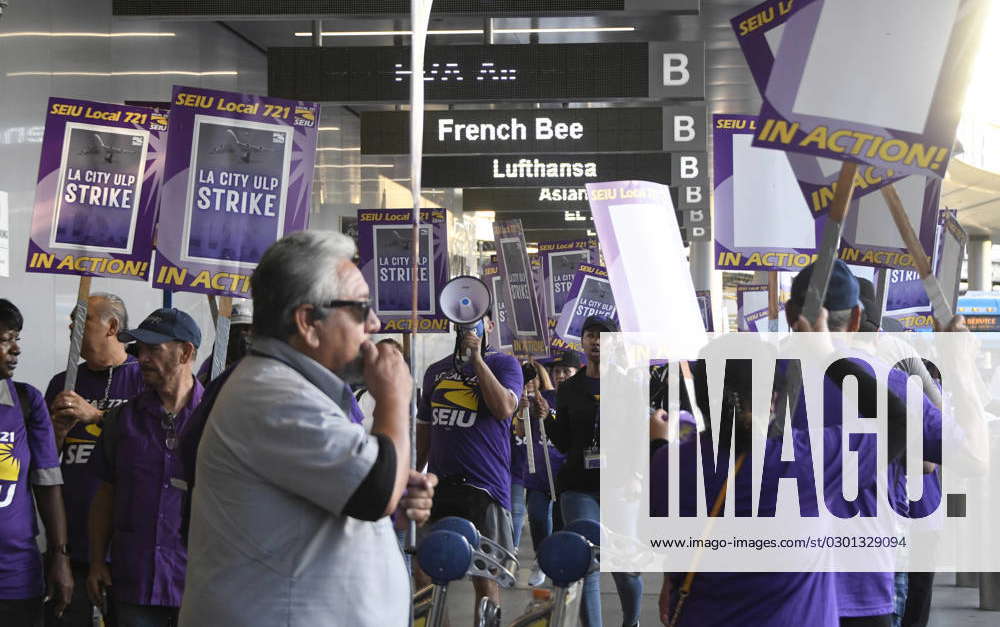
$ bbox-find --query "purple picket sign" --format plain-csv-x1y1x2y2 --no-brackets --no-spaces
883,268,933,331
553,263,617,345
483,263,515,353
27,98,164,281
586,180,706,359
752,0,989,179
538,238,601,321
837,177,940,270
357,208,449,334
713,114,824,272
730,0,901,215
493,219,549,357
152,85,319,297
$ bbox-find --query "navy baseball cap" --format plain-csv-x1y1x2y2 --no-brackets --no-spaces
551,351,584,369
118,308,202,348
789,260,860,311
582,315,619,333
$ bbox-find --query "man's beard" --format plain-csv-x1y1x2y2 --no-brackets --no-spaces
337,353,366,385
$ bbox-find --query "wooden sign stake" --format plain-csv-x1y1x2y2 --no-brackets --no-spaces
801,161,859,323
880,185,953,322
210,296,233,380
63,276,93,391
767,271,779,332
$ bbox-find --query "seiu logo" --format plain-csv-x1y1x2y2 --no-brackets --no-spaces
62,443,95,465
0,483,15,508
432,407,477,428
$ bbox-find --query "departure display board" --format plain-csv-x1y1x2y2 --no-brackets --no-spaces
268,42,704,103
423,153,670,188
362,106,706,154
114,0,699,16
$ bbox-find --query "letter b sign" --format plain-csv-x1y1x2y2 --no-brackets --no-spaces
649,42,705,100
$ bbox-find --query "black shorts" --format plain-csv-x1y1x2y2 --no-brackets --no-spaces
426,478,515,555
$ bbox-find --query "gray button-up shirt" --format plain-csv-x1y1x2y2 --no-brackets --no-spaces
179,337,408,626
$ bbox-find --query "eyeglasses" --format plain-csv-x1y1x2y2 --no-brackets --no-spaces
319,299,373,322
161,410,178,450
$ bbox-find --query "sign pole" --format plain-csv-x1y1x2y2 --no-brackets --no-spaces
801,162,859,323
407,0,434,558
63,276,92,391
767,271,779,332
207,294,219,327
880,185,954,322
210,296,232,380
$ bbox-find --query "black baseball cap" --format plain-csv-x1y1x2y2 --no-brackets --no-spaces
118,308,202,348
582,315,619,333
551,351,583,369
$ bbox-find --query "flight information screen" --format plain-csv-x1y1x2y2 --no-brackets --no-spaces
269,43,651,103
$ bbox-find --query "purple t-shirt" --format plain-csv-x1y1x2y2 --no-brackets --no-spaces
417,352,524,510
833,360,943,618
45,357,145,564
89,380,205,607
0,379,61,600
523,389,565,495
510,428,527,487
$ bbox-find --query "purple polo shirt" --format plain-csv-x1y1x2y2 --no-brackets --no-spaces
417,351,524,510
523,389,565,494
90,379,205,608
45,356,145,564
0,379,62,600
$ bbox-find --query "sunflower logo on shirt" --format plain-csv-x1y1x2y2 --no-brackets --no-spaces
0,441,19,482
430,376,480,428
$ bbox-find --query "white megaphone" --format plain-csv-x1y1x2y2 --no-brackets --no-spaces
439,276,492,364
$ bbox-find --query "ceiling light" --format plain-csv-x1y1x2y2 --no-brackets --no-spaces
7,70,237,77
316,164,394,169
294,29,483,37
293,26,633,39
493,26,635,34
0,31,176,38
318,126,340,131
317,147,360,152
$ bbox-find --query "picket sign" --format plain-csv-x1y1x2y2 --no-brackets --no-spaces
880,186,954,322
210,296,232,380
63,276,93,392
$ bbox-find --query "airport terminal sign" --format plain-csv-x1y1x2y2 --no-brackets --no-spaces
424,153,670,188
269,42,704,104
362,106,707,155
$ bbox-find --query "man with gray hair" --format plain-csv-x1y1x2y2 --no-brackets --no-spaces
180,230,436,626
44,292,145,627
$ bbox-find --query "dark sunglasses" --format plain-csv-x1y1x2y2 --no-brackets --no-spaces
320,299,373,321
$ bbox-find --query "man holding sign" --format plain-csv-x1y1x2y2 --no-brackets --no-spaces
416,312,523,624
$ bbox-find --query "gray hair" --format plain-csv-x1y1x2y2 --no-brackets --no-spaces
251,230,357,339
91,292,128,331
826,308,855,332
